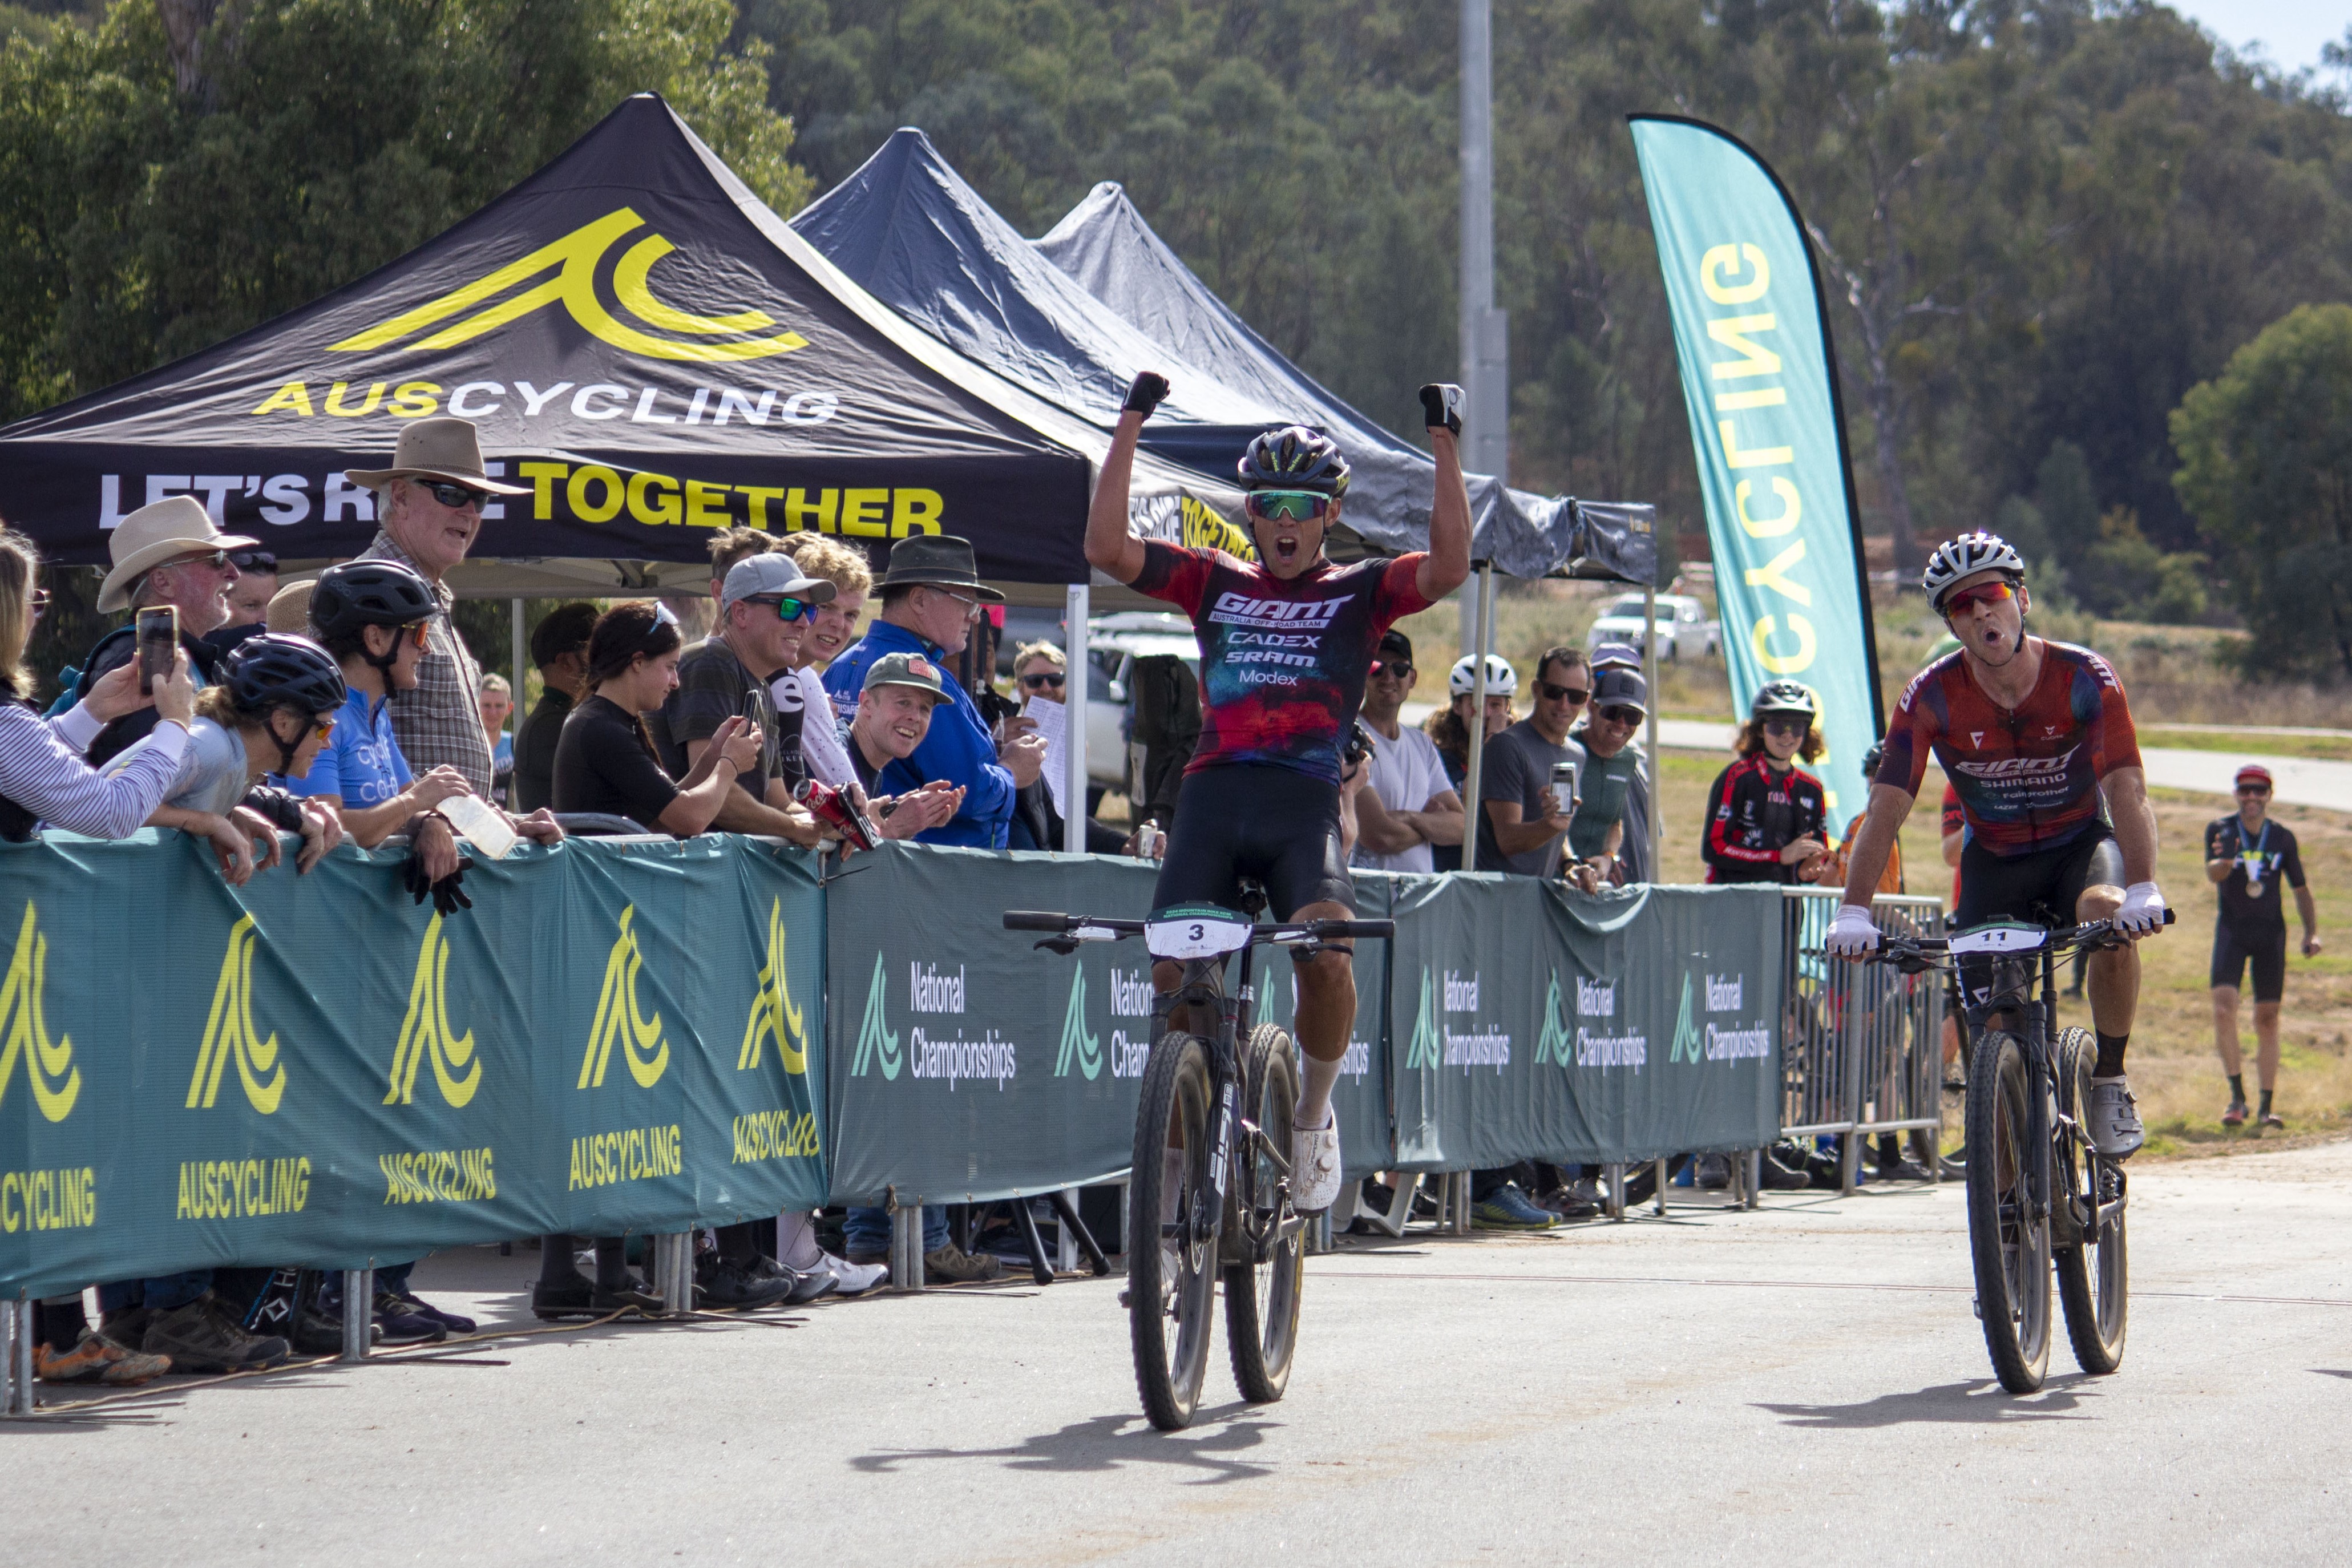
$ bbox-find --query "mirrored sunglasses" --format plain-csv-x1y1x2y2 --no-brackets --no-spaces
1246,489,1331,522
1940,580,2017,616
747,595,817,623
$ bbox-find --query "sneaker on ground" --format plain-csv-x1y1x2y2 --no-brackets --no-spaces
36,1329,171,1385
2086,1076,2145,1159
294,1301,383,1355
696,1254,796,1311
99,1306,155,1352
391,1292,476,1336
1291,1116,1343,1215
1759,1151,1811,1190
591,1275,665,1315
143,1292,289,1373
1874,1154,1933,1183
1535,1185,1598,1219
372,1291,448,1345
923,1242,1001,1284
1472,1182,1556,1230
749,1253,835,1306
2261,1110,2286,1130
530,1274,597,1320
1937,1149,1967,1181
1695,1154,1732,1190
2221,1100,2248,1127
808,1252,884,1296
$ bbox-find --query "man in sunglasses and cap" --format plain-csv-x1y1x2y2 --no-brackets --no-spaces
1829,531,2165,1159
2205,762,2321,1129
349,417,530,798
822,534,1045,849
1084,373,1470,1215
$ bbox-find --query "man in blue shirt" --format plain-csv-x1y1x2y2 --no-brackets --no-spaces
822,536,1044,849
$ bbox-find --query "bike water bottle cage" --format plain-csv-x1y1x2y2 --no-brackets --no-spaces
1147,905,1254,961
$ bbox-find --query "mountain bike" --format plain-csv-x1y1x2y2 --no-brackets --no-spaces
1871,911,2169,1393
1006,891,1393,1430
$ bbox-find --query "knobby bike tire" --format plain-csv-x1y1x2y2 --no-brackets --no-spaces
1225,1023,1304,1404
1129,1030,1218,1432
2053,1027,2129,1375
1965,1028,2052,1393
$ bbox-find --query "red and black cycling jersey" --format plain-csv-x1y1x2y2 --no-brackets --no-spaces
1703,754,1827,885
1130,540,1432,786
1877,641,2140,859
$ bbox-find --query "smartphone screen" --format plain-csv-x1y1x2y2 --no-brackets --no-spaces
135,606,177,697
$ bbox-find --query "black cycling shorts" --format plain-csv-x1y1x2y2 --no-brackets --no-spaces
2211,922,2287,1002
1154,763,1353,928
1953,824,2123,930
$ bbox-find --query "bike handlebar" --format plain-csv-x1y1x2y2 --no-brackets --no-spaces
1001,911,1395,943
1003,910,1080,932
1869,907,2175,966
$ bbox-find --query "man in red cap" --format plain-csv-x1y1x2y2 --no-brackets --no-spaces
2205,763,2321,1128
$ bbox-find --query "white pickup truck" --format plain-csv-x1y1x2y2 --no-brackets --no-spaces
1586,592,1719,661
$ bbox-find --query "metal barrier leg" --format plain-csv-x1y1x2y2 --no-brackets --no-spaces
1652,1158,1668,1217
1839,1131,1860,1196
1745,1150,1763,1211
5,1298,34,1416
654,1233,693,1318
1927,1125,1942,1183
340,1270,372,1363
890,1206,926,1294
1605,1163,1626,1221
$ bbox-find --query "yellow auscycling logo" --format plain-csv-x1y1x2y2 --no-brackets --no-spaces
580,906,669,1090
0,902,79,1122
738,899,807,1075
330,207,810,365
386,913,481,1108
188,915,286,1115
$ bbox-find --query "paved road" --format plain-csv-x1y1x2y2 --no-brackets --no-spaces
13,1142,2352,1562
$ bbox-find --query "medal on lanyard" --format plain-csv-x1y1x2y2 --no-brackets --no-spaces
2241,818,2270,899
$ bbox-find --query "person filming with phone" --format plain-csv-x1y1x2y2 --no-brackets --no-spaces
74,496,254,766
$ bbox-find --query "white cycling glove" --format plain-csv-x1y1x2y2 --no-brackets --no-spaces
2116,881,2168,935
1825,903,1880,957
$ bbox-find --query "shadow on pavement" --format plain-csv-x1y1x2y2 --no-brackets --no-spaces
850,1408,1281,1484
2311,1369,2352,1380
1756,1375,2100,1427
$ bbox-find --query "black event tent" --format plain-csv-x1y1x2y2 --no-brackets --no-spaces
791,131,1652,584
0,95,1232,599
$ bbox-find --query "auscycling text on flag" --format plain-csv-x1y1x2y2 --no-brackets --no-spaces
1629,115,1884,835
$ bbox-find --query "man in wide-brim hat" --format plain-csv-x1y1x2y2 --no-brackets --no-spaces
76,495,258,765
349,417,527,797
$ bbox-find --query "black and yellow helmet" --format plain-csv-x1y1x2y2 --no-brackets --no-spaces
1237,425,1351,499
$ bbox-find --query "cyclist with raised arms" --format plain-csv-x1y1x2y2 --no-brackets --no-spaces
1085,374,1471,1213
1828,532,2167,1157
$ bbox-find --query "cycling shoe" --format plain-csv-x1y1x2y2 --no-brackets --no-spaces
1290,1116,1342,1215
2086,1077,2144,1159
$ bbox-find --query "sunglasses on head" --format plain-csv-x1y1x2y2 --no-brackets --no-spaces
228,549,278,574
1020,671,1066,690
1537,680,1589,704
1598,704,1644,726
1940,579,2018,616
747,595,817,623
418,479,488,511
1246,489,1332,522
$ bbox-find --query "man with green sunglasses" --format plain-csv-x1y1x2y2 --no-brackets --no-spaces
1085,373,1472,1216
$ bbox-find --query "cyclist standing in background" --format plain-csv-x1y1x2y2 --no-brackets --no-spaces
1084,373,1471,1212
2207,763,2321,1129
1703,680,1832,885
1828,532,2167,1158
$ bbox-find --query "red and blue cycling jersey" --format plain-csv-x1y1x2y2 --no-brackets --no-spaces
1876,641,2141,859
1131,541,1433,786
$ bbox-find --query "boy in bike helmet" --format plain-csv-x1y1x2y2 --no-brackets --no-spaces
1085,374,1471,1211
1826,531,2165,1157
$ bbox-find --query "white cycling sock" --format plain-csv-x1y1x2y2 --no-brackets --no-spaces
775,1210,825,1271
1294,1050,1342,1131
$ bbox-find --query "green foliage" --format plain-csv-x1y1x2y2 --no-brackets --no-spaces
2172,301,2352,678
0,0,809,423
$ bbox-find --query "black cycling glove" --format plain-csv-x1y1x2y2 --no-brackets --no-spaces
402,846,476,918
1122,371,1171,418
1419,382,1464,437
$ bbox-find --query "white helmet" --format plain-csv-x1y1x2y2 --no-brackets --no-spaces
1922,531,2025,609
1449,653,1518,697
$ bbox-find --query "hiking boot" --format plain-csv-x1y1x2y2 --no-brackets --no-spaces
372,1292,448,1345
531,1274,598,1320
695,1254,795,1311
922,1242,1001,1284
143,1293,289,1373
1471,1182,1555,1230
36,1329,171,1386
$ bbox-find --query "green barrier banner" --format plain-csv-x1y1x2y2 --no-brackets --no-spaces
1631,114,1883,835
0,832,825,1302
1250,874,1395,1179
1387,876,1783,1169
823,843,1160,1206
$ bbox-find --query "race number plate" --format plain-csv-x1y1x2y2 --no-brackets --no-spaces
1146,911,1253,960
1947,922,2048,955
